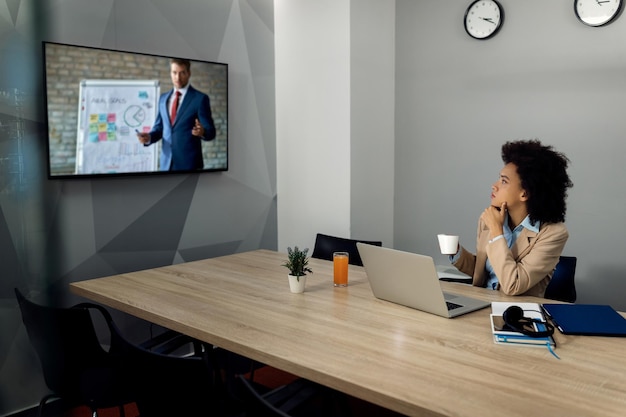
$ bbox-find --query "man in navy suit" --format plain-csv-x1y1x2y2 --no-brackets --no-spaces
137,58,215,171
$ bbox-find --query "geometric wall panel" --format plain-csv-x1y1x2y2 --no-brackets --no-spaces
0,0,276,414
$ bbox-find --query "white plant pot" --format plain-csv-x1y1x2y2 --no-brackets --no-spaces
288,274,306,293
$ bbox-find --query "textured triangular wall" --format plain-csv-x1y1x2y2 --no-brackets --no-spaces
0,0,276,414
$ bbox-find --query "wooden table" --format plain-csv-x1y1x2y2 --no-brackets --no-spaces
70,250,626,417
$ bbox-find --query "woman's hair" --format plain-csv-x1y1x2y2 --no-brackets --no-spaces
501,140,573,224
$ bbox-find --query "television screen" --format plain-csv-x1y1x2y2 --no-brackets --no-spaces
43,42,228,178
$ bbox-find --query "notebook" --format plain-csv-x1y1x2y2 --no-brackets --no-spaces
542,303,626,336
490,303,556,348
357,243,490,318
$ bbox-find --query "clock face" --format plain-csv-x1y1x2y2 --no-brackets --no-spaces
464,0,504,40
575,0,623,27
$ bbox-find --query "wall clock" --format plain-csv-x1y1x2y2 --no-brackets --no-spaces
464,0,504,40
575,0,623,27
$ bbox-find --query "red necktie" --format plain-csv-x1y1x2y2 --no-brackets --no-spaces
170,91,181,124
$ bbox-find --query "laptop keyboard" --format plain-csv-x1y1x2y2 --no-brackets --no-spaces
446,301,463,311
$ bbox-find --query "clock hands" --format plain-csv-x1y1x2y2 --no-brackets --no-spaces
479,17,497,25
596,0,610,4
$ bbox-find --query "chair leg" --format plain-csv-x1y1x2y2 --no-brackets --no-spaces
90,405,126,417
37,394,59,417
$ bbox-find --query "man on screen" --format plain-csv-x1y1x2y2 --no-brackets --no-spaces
137,58,215,171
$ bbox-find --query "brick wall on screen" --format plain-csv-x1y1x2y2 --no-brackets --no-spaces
45,44,228,174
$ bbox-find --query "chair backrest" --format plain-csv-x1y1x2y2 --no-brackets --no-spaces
110,322,219,417
311,233,382,266
544,256,577,303
236,375,293,417
14,288,128,409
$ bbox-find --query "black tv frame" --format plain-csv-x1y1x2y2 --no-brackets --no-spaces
43,41,228,179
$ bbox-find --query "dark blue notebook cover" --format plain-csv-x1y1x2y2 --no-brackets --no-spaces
542,304,626,336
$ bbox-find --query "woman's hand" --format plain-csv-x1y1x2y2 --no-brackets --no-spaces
481,202,507,240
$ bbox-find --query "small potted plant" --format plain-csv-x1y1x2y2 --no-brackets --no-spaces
282,246,313,293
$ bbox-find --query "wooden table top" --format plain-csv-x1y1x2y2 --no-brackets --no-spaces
70,250,626,417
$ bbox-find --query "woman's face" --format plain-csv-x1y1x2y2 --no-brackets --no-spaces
491,163,527,209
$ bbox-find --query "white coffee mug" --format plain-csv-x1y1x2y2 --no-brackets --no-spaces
437,234,459,255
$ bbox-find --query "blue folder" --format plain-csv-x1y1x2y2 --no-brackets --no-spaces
542,304,626,336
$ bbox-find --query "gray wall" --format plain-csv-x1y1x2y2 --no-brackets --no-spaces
0,0,276,414
394,1,626,310
351,0,395,247
4,0,626,414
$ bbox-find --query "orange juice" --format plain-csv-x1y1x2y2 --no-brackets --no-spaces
333,252,349,287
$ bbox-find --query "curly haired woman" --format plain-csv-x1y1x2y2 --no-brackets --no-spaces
451,140,573,297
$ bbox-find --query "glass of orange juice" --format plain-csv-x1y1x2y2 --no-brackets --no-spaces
333,252,349,287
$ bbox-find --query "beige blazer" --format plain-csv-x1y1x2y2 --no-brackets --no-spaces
453,218,569,297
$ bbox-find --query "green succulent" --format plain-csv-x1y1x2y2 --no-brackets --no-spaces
282,246,313,280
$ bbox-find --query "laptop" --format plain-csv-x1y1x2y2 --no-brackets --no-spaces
357,243,490,318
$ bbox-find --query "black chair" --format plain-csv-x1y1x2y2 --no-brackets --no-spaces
311,233,382,266
235,375,306,417
235,375,348,417
109,320,223,417
139,327,205,356
15,288,131,417
545,256,577,303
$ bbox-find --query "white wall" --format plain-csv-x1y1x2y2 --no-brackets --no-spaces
278,0,626,310
394,0,626,310
276,0,352,251
276,0,396,251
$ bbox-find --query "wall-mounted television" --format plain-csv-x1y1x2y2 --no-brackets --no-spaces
43,42,228,178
